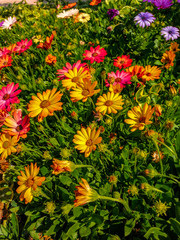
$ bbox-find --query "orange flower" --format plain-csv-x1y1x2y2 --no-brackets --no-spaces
109,84,123,94
89,0,101,6
161,50,175,69
63,2,76,9
37,33,54,50
169,42,180,53
154,105,162,117
126,65,145,79
0,55,13,70
51,159,76,175
142,66,161,82
45,54,57,65
7,43,17,54
74,178,99,207
0,159,9,174
0,110,9,127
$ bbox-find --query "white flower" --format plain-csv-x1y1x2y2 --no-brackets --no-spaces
67,9,79,17
57,9,79,18
2,16,17,30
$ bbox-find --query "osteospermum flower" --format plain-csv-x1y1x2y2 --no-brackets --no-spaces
169,42,180,53
105,70,132,88
63,2,76,9
57,9,79,18
73,127,102,157
107,9,119,21
113,55,133,69
0,110,9,127
161,50,175,69
37,33,54,50
74,178,99,207
0,48,10,58
0,134,18,159
16,163,45,204
51,159,76,175
109,84,123,94
27,89,63,122
0,83,21,112
96,92,124,115
126,65,145,79
14,39,32,54
45,54,57,65
0,55,13,70
3,109,30,139
89,0,101,5
77,13,90,23
83,45,107,64
134,12,155,28
161,26,179,41
1,17,16,30
142,66,161,82
124,103,154,132
70,79,100,102
152,0,173,9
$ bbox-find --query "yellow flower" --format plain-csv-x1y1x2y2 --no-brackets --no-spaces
27,89,63,122
124,103,154,132
32,35,44,44
142,65,161,82
16,163,45,204
77,13,90,23
51,159,76,175
70,79,100,102
0,134,18,160
109,84,123,94
161,50,175,69
95,92,124,115
73,127,102,157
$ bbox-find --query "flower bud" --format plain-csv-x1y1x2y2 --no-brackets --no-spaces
113,191,120,199
43,151,52,160
169,85,177,96
45,202,56,215
153,199,170,216
109,175,118,185
165,120,174,130
60,148,72,159
71,111,78,120
154,105,162,117
144,169,159,178
128,185,139,196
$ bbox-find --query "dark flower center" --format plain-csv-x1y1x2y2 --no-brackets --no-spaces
116,78,122,82
40,100,50,108
3,141,10,149
72,77,79,82
168,31,172,34
26,177,34,188
16,125,23,132
139,116,146,123
86,139,93,146
105,100,113,106
82,89,90,96
3,94,10,100
92,53,98,57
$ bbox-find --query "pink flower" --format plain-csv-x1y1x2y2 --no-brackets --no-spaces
3,109,30,139
0,48,10,57
56,60,88,81
105,70,132,88
0,83,21,112
83,45,107,64
14,39,32,54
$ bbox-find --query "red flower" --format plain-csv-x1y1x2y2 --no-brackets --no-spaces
0,55,13,70
83,45,107,64
63,2,76,9
89,0,101,6
37,33,54,50
14,39,32,54
113,55,133,69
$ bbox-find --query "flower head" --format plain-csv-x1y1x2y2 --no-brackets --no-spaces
77,13,90,23
89,0,101,5
169,42,180,53
14,39,32,54
83,45,107,64
45,54,57,65
153,200,170,216
0,55,13,70
161,26,179,41
27,89,63,122
134,12,155,28
37,33,54,50
152,0,173,9
51,159,76,175
161,50,175,69
0,48,10,58
63,2,76,9
57,9,79,18
16,163,45,204
113,55,133,69
73,127,102,157
0,134,18,160
0,83,21,112
142,65,161,82
105,70,132,88
107,9,119,21
1,17,16,30
126,65,145,79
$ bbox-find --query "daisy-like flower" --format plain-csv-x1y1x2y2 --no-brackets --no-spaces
161,26,179,41
70,79,100,102
169,42,180,53
77,13,90,23
63,2,76,9
27,89,63,122
0,110,9,127
37,33,54,50
0,83,21,112
107,9,119,21
45,54,57,65
0,48,10,58
0,134,18,159
14,39,33,54
109,84,123,94
6,44,17,55
96,92,124,115
152,151,164,163
1,17,16,30
161,50,175,69
113,55,133,69
0,55,13,71
134,12,155,28
73,127,102,157
74,178,99,207
124,103,154,132
57,9,79,18
62,67,91,90
16,163,45,204
51,159,76,175
2,109,30,139
83,45,107,64
126,65,145,80
142,66,161,82
152,0,173,9
0,21,4,27
89,0,101,5
105,70,132,88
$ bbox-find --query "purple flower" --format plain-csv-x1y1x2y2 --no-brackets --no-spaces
161,26,180,41
152,0,173,9
134,12,155,28
0,21,4,27
107,9,119,21
177,0,180,3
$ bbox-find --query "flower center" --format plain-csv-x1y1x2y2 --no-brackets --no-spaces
86,139,93,146
72,77,79,82
3,141,10,149
120,61,124,64
146,73,151,76
82,89,90,96
3,94,10,100
139,116,146,123
16,125,23,132
26,177,34,188
92,53,98,57
116,78,122,82
105,100,113,106
40,100,50,108
168,31,172,34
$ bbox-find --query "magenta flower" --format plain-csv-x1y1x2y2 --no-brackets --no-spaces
83,45,107,64
143,0,173,9
134,12,155,28
105,70,132,88
107,9,119,21
0,48,10,57
0,21,4,27
14,39,32,54
0,83,21,112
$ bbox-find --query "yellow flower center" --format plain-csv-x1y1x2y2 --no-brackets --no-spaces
16,125,23,132
105,100,113,106
86,139,93,146
82,89,90,96
92,53,98,57
3,141,10,149
139,116,146,123
72,77,79,82
40,100,51,108
3,94,10,100
26,177,34,188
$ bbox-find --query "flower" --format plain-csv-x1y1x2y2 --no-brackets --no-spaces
152,0,173,9
0,134,18,159
2,109,30,139
0,83,21,112
105,70,132,88
142,66,161,82
161,50,175,69
14,39,32,54
154,105,162,117
169,42,180,53
37,33,54,50
134,12,155,28
27,89,63,122
1,17,16,30
57,9,79,18
74,178,99,207
0,110,9,127
109,84,123,94
0,55,13,70
6,44,17,55
0,48,10,58
77,13,90,23
62,67,91,90
107,9,119,21
63,2,76,9
126,65,145,79
161,26,179,41
73,127,102,157
128,185,139,196
32,35,44,44
89,0,101,5
83,45,107,64
0,21,4,27
153,200,170,216
70,79,100,102
152,151,164,163
124,103,154,132
45,54,57,65
113,55,133,69
96,92,124,115
16,163,45,204
51,159,76,175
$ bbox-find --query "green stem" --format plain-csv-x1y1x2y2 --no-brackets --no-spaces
160,174,180,185
152,138,163,175
75,164,93,169
89,97,95,110
156,139,178,160
134,155,137,173
28,59,36,91
54,112,61,124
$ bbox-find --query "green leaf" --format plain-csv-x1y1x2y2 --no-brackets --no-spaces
124,218,136,237
154,60,163,66
11,213,19,237
175,131,180,153
40,166,49,175
59,175,72,186
49,138,59,147
144,227,168,239
79,226,91,237
66,222,80,237
175,202,180,221
73,207,82,218
169,218,180,236
45,219,60,236
61,122,75,134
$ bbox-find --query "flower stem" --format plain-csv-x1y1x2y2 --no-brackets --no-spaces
156,139,178,160
160,174,180,185
89,97,95,110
